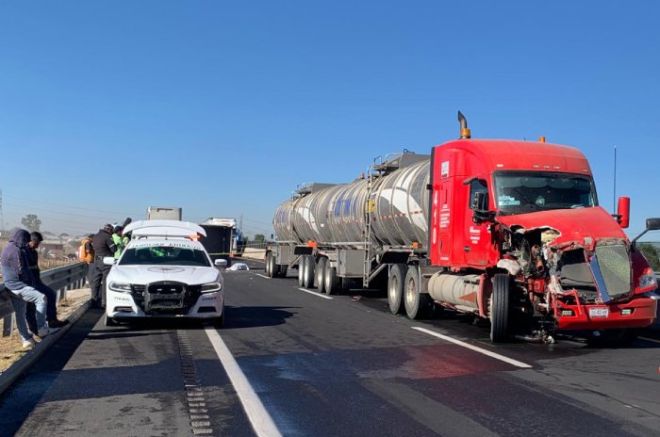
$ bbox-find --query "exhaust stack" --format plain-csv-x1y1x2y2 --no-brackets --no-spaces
458,111,471,139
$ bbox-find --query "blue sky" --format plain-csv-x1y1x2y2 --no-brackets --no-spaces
1,1,659,238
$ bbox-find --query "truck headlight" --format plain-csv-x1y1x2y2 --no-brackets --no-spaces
109,282,132,293
201,282,222,293
638,273,657,290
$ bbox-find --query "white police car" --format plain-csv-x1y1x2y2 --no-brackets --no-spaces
103,220,226,327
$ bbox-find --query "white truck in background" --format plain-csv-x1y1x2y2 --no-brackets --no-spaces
147,206,182,221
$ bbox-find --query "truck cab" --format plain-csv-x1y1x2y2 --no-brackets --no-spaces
423,138,658,342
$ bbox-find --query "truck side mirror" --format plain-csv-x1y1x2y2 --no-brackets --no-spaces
631,216,660,247
646,218,660,231
616,196,630,228
471,191,494,224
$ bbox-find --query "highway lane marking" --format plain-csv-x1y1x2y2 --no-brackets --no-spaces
205,328,282,437
411,327,533,369
297,287,333,300
638,336,660,345
255,274,271,280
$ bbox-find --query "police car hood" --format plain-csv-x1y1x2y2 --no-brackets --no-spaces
109,265,220,285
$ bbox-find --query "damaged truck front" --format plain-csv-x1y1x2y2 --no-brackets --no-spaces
421,127,659,343
495,208,658,342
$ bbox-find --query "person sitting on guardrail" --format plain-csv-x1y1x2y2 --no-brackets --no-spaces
24,232,69,332
0,228,60,350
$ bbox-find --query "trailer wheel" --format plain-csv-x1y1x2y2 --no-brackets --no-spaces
266,252,277,278
490,274,511,343
315,258,327,293
265,252,271,276
302,255,315,288
324,263,340,295
297,260,305,287
404,265,432,319
388,264,407,315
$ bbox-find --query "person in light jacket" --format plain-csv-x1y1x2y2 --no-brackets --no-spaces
0,229,59,349
24,231,69,333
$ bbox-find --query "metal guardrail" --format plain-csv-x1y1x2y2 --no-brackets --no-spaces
0,262,88,337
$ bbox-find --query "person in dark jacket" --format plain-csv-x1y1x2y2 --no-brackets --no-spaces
90,224,117,308
24,232,68,332
0,229,59,349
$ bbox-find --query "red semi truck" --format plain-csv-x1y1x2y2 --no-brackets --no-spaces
268,113,659,343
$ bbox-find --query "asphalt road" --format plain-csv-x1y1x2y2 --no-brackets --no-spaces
1,259,659,436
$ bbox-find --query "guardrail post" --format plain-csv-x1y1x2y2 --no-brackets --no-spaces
2,314,13,337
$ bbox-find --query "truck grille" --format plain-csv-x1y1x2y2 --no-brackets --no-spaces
560,249,598,302
594,243,631,299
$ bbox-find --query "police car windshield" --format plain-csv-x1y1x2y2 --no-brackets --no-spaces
119,245,211,267
495,171,597,215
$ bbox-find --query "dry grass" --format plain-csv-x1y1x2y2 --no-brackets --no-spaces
0,288,90,373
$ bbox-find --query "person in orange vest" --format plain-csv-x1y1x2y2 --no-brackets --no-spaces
78,234,94,264
78,234,95,287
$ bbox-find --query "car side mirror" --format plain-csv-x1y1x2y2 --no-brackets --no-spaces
103,257,116,266
215,259,228,268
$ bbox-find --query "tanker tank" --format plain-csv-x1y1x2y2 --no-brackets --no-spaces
272,152,430,250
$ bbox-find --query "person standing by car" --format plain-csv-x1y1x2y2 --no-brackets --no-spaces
25,232,69,332
91,224,117,308
0,229,59,349
112,225,125,259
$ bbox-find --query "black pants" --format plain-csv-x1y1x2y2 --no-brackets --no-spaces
91,260,111,307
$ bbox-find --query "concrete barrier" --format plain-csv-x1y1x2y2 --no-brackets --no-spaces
241,248,266,261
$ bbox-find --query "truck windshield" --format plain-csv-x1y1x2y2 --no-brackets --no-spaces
494,172,597,215
119,246,211,267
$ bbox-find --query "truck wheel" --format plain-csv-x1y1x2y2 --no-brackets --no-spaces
297,259,305,287
315,258,327,293
490,274,511,343
265,252,272,276
267,252,277,278
324,263,340,295
388,264,407,315
302,256,315,289
404,265,432,319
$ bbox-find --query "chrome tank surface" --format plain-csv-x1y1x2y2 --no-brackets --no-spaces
273,155,430,250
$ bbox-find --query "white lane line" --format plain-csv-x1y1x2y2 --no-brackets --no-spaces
412,326,532,369
255,274,271,280
639,336,660,345
205,328,282,437
297,287,333,300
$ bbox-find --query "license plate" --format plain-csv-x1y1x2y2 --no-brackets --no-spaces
589,307,609,318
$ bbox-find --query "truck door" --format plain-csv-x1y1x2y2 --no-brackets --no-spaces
463,178,492,268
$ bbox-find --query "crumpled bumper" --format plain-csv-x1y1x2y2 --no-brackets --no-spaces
555,296,657,331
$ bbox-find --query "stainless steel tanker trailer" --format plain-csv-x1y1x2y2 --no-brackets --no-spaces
266,150,430,296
